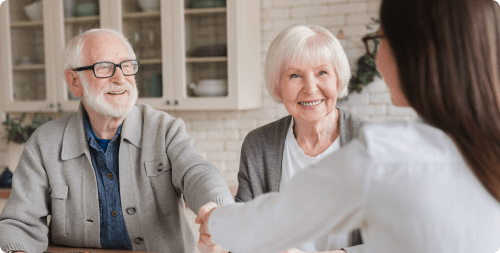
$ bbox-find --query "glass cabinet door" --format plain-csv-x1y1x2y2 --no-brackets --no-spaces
122,0,165,102
9,0,47,102
63,0,101,102
184,0,228,99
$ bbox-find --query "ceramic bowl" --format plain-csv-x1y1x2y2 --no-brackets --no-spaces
24,1,43,21
189,79,228,97
138,0,160,12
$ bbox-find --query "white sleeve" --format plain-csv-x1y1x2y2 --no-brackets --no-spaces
208,139,372,253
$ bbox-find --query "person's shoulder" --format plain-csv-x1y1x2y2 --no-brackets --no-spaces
244,115,291,144
338,107,369,126
136,103,174,119
359,120,459,163
135,103,177,125
29,113,74,141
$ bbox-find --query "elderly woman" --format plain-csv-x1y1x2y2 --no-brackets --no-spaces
196,0,500,252
234,25,367,253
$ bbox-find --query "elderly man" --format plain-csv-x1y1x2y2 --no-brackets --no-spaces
0,28,233,253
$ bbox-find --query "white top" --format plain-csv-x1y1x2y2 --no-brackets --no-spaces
208,121,500,253
280,117,346,252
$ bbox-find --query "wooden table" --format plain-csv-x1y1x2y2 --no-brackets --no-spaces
0,188,11,199
46,244,154,253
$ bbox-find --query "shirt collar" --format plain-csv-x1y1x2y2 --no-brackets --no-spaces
82,108,123,151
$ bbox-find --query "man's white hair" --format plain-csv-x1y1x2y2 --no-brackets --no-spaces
62,28,136,72
265,25,351,102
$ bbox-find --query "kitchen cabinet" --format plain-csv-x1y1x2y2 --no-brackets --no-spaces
1,0,261,112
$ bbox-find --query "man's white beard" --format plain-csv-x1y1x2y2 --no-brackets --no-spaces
81,76,138,119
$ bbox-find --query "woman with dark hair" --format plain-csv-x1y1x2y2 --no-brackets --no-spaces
195,0,500,252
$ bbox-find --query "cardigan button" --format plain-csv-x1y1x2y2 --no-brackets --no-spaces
157,163,164,172
111,211,117,217
127,207,136,215
134,237,144,244
107,173,113,179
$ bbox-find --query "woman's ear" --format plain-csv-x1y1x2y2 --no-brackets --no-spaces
65,70,84,97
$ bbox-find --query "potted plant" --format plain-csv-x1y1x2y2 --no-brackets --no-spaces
348,18,381,95
2,113,52,173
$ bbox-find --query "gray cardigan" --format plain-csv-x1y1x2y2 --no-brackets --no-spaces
0,103,234,253
235,108,367,253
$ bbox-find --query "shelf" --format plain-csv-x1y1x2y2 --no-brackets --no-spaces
12,64,45,70
64,16,100,24
140,58,162,65
0,189,11,199
12,64,45,71
184,7,226,15
123,11,161,19
186,56,227,63
10,20,43,28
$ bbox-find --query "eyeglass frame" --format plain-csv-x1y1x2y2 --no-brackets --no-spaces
362,33,385,60
72,59,140,78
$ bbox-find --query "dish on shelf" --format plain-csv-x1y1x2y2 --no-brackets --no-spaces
17,56,33,65
138,0,160,12
189,44,227,57
189,79,227,97
24,1,43,21
186,0,226,8
74,2,99,17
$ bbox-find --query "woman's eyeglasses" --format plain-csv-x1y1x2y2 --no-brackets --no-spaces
362,33,384,60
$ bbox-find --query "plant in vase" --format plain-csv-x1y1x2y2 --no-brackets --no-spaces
2,113,52,144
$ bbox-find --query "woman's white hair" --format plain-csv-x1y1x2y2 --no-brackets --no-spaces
62,28,136,81
265,25,351,102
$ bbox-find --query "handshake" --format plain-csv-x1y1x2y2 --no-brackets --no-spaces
195,202,227,253
194,202,310,253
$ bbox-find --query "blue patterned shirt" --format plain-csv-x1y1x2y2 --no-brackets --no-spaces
82,110,132,250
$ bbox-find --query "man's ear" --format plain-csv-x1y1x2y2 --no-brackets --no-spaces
65,70,84,97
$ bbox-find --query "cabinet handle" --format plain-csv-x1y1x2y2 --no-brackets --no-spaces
57,103,61,108
166,100,170,105
49,103,54,108
174,100,179,105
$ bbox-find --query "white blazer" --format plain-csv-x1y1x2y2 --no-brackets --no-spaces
208,121,500,253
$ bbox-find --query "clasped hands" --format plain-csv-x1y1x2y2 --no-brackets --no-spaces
195,202,227,253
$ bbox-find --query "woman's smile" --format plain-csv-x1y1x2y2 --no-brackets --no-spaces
298,99,324,107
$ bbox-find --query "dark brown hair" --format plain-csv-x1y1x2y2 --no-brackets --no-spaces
380,0,500,202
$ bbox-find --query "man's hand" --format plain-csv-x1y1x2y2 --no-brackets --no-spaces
196,202,227,253
195,201,218,224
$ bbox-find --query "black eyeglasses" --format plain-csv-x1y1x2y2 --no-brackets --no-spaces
362,33,385,60
72,59,140,78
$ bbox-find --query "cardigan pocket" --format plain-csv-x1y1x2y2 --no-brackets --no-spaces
144,155,178,217
144,155,172,177
50,182,68,237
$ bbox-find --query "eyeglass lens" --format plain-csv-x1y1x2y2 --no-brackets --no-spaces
94,60,139,77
